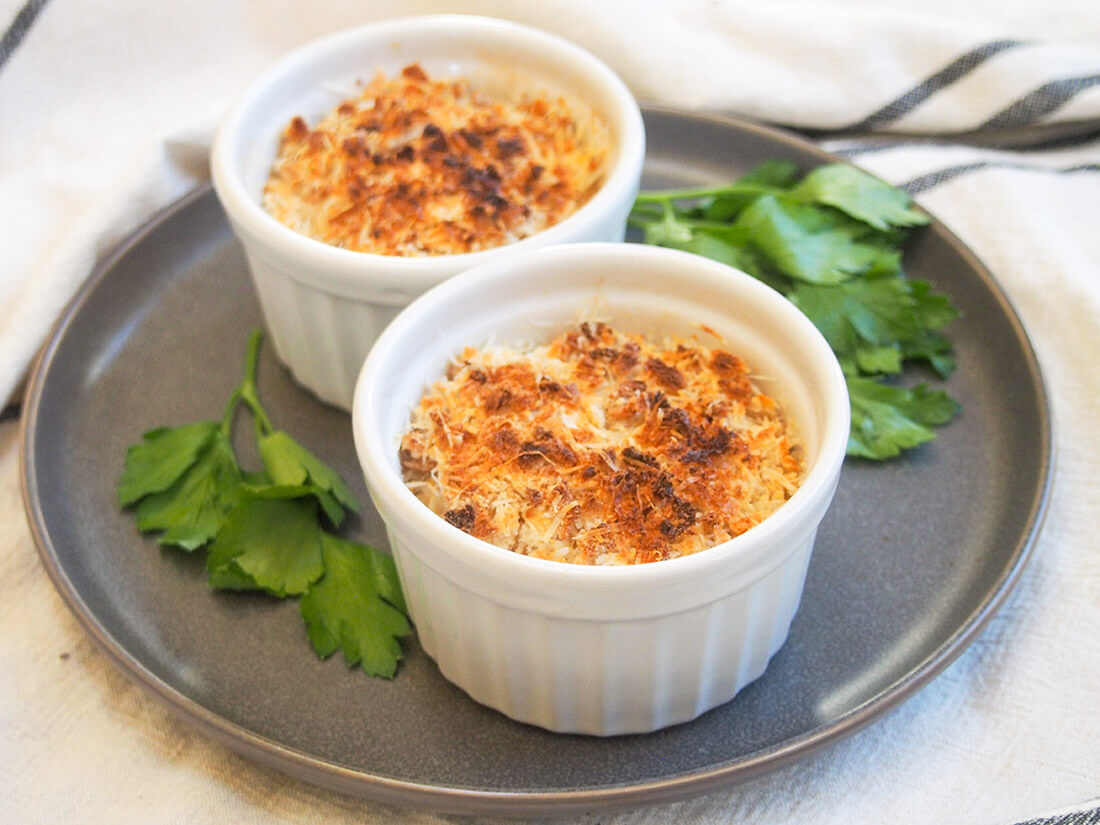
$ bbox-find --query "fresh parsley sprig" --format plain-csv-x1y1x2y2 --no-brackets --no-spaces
630,160,960,460
118,330,410,677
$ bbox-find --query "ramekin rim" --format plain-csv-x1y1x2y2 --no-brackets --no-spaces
209,14,647,295
352,242,850,588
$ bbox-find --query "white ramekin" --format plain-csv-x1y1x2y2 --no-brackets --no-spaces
211,15,646,410
352,243,850,736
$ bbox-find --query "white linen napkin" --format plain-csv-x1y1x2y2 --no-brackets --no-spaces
2,1,1099,824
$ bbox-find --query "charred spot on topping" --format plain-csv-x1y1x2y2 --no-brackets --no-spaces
461,165,503,202
485,388,513,412
538,377,561,393
614,342,640,372
652,473,676,502
659,498,696,538
458,128,483,149
646,357,685,391
467,368,487,383
398,446,435,475
711,350,746,374
443,504,475,530
622,446,659,468
286,116,309,142
395,145,415,162
485,192,510,215
422,122,442,138
680,426,735,464
346,177,367,202
660,405,695,438
517,441,546,466
490,424,519,453
497,137,525,158
518,434,577,467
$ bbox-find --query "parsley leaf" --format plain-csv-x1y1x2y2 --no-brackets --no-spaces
789,272,957,378
630,160,960,459
119,329,410,677
847,377,960,459
300,533,411,678
259,429,358,526
734,194,894,285
206,492,324,597
118,420,221,506
792,163,930,231
132,427,242,550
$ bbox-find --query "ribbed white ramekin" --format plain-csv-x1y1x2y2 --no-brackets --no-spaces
210,15,645,410
353,243,849,735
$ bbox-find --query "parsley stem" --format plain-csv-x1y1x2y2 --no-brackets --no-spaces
222,329,275,436
626,212,743,232
240,329,275,435
633,182,778,203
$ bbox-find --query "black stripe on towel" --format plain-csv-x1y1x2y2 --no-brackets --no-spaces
0,0,52,71
847,39,1024,131
831,121,1100,156
1013,805,1100,825
901,160,1100,194
982,74,1100,129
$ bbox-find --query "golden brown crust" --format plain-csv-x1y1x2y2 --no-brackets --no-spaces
400,323,805,566
262,64,609,256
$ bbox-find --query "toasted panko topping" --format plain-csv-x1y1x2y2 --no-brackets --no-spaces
400,322,805,565
262,64,609,256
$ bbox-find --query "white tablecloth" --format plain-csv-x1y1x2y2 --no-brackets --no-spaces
3,1,1098,823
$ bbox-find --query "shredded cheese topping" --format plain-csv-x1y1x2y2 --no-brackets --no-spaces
262,64,610,256
400,322,805,565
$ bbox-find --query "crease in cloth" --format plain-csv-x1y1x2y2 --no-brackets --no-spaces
0,0,53,71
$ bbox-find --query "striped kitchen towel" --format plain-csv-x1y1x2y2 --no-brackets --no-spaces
998,799,1100,825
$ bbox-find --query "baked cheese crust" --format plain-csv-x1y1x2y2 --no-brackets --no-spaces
400,322,805,565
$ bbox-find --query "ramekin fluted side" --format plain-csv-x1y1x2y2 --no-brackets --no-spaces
241,250,401,409
387,522,817,735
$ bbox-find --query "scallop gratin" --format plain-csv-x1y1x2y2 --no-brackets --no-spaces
262,63,610,256
399,322,805,566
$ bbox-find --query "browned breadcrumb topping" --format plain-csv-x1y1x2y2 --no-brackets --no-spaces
262,63,609,256
400,322,805,566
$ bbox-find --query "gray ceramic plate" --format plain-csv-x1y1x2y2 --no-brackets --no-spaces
21,108,1051,816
